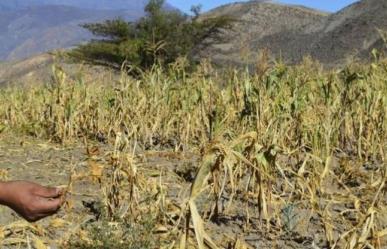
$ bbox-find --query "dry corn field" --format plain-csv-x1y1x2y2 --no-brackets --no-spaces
0,58,386,249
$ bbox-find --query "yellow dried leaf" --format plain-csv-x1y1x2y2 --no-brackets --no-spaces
233,238,251,249
358,209,375,243
65,199,74,211
354,199,360,210
179,233,187,249
189,200,205,249
33,237,47,249
88,160,104,182
2,238,27,246
377,228,387,238
190,153,216,200
50,218,67,228
321,156,332,181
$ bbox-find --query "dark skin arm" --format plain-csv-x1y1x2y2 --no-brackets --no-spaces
0,181,64,222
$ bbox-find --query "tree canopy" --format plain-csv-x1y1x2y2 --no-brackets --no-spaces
70,0,234,71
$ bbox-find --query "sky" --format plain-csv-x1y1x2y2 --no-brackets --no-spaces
168,0,359,14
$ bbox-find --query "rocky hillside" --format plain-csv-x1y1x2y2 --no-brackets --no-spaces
199,0,387,66
0,0,173,61
308,0,387,64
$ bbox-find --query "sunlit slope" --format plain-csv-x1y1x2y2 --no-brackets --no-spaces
199,0,387,66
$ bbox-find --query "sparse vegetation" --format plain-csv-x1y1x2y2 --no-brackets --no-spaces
0,54,386,248
68,216,157,249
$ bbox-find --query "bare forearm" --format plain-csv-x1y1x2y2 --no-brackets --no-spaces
0,181,11,206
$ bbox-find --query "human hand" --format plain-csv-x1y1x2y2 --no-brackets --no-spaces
0,181,64,222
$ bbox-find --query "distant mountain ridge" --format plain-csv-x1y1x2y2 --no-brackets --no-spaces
199,0,387,66
0,0,174,60
1,0,386,66
0,0,162,11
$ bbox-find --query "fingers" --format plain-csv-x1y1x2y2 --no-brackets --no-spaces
23,198,64,222
34,186,63,198
16,198,63,222
36,196,63,213
25,210,59,222
31,186,65,221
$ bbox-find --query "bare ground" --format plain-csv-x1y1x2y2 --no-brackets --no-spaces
0,133,386,248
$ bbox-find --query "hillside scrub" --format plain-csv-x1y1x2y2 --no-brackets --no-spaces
0,58,386,248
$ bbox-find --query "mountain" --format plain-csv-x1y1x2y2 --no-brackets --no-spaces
306,0,387,64
199,0,387,66
2,0,386,66
0,0,164,11
0,1,174,61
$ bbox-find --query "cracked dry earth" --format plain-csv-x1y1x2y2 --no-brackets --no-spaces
0,133,386,249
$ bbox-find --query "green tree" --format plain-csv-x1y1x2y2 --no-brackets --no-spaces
69,0,234,71
190,4,202,19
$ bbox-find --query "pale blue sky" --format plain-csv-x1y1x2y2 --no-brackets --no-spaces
169,0,359,13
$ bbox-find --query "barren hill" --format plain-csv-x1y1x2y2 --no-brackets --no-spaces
308,0,387,64
197,1,328,66
199,0,387,66
0,53,117,87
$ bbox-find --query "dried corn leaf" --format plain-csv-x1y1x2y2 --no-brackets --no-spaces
33,236,47,249
189,200,205,249
50,218,67,228
190,153,216,200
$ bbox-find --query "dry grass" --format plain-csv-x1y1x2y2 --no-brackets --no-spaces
0,57,386,248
